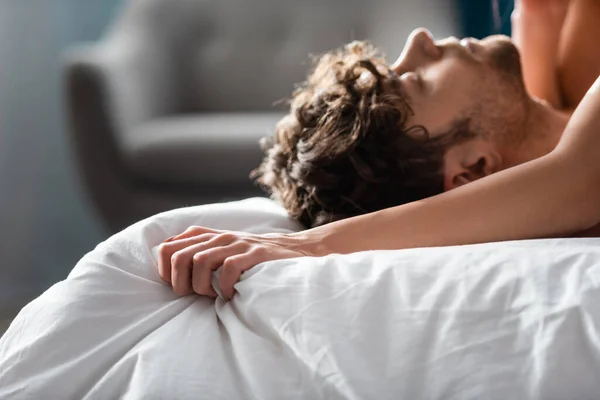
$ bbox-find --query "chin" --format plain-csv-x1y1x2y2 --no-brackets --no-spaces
482,35,524,87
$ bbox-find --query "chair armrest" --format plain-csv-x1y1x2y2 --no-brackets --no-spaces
61,32,181,230
62,32,181,135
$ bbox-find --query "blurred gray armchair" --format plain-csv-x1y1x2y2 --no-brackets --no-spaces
63,0,457,233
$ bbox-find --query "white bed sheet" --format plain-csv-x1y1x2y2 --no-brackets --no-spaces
2,198,600,399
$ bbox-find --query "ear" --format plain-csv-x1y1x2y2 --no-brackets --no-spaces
443,138,502,191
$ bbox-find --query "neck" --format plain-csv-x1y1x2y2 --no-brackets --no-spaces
501,98,570,168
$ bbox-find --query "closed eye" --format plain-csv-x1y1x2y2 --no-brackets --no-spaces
417,71,425,91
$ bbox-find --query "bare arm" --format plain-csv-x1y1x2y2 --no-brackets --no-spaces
558,0,600,109
511,0,571,109
157,81,600,300
298,77,600,255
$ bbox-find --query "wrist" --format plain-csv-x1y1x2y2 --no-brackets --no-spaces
287,227,334,257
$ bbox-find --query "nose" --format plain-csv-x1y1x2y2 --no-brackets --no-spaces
391,28,441,74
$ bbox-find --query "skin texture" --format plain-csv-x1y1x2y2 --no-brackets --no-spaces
511,0,571,108
158,0,600,300
391,31,529,140
558,0,600,108
388,29,568,191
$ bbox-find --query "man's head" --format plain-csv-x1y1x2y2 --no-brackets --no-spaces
392,29,530,189
253,28,532,228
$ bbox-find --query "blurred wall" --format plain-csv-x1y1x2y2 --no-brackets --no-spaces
457,0,514,38
0,0,123,317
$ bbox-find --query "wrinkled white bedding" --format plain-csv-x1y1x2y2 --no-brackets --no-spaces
2,198,600,400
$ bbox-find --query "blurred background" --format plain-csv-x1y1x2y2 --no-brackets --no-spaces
0,0,513,323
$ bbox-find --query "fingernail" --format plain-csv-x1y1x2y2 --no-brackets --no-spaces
164,236,176,242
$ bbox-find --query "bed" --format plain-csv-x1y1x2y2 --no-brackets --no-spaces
1,198,600,399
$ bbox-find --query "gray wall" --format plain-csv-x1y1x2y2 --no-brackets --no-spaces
0,0,123,317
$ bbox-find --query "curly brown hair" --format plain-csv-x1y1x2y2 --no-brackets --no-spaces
252,41,474,228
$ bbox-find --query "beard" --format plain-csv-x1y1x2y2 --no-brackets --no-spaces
473,36,530,147
482,35,525,88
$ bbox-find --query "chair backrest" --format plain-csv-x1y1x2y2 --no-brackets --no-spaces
110,0,458,112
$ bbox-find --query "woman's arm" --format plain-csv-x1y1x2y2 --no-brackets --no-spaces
558,0,600,109
299,76,600,255
511,0,571,109
158,78,600,300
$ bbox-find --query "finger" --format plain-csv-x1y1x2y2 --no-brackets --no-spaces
170,233,240,295
169,241,215,294
219,248,266,301
171,259,193,296
170,235,235,295
157,233,215,283
192,242,247,297
171,226,221,242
